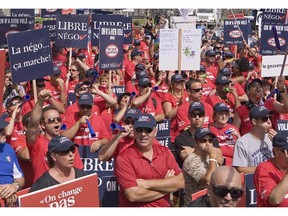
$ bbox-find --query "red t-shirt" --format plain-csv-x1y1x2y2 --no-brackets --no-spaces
176,101,213,132
201,61,219,82
205,93,236,114
235,104,252,136
137,97,164,117
209,123,240,166
124,61,136,84
163,91,189,143
27,135,83,183
254,159,288,207
201,79,216,102
115,141,182,207
126,80,139,95
64,112,110,146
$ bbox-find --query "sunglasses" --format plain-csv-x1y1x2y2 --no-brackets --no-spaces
191,88,203,92
211,184,244,199
69,69,78,72
80,105,92,109
124,119,134,125
199,138,214,143
55,146,76,156
256,116,272,122
190,112,205,118
78,87,89,92
9,101,22,107
141,84,152,88
46,117,62,124
135,127,153,134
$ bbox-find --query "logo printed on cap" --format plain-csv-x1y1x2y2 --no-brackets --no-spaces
80,95,89,100
59,136,70,143
191,102,201,107
138,115,150,122
259,106,267,112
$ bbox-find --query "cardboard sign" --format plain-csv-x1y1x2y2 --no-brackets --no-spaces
170,16,196,29
55,14,89,49
99,25,123,70
262,9,287,24
41,9,62,18
261,55,288,77
7,28,53,83
18,173,99,207
223,19,250,45
260,23,288,55
159,29,201,71
43,20,57,42
0,17,30,48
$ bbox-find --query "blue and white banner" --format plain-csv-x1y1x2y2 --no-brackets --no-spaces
277,120,288,132
262,9,287,24
112,86,126,98
42,20,56,42
41,9,62,18
99,24,123,70
0,17,30,48
7,28,53,83
260,23,288,55
223,19,250,45
55,14,89,48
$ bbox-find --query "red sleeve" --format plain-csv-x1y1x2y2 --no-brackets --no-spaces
176,102,189,132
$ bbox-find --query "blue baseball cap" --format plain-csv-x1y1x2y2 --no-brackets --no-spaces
194,127,216,140
171,73,185,83
124,108,142,121
249,105,274,119
189,101,205,114
48,135,78,154
133,114,157,129
78,92,93,106
215,75,231,85
273,131,288,150
213,102,229,112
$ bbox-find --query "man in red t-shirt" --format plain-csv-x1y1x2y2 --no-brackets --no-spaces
124,49,144,84
26,89,83,183
254,132,288,207
63,92,110,153
114,114,184,207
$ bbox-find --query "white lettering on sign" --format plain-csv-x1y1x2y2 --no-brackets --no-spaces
157,122,169,131
57,21,88,31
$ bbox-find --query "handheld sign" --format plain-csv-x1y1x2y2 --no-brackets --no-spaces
7,28,53,83
99,24,123,70
41,9,62,18
55,14,89,49
18,173,99,207
0,17,30,48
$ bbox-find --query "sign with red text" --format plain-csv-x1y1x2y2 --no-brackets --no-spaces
18,173,99,207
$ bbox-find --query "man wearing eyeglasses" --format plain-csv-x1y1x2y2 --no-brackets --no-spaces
188,166,244,207
26,89,84,183
232,105,274,174
254,132,288,207
182,127,223,206
195,65,215,102
63,92,109,153
114,114,184,207
176,78,213,133
201,50,219,83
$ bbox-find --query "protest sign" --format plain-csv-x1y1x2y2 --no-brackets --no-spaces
0,17,30,48
245,173,257,207
99,25,123,70
0,49,5,116
170,16,196,29
78,146,118,207
277,120,288,132
262,9,287,24
7,28,53,83
91,14,126,46
55,14,89,49
159,29,201,71
224,19,250,45
41,9,62,18
43,20,56,42
11,9,34,17
18,173,99,207
261,55,288,77
122,16,133,44
260,23,288,55
112,86,126,97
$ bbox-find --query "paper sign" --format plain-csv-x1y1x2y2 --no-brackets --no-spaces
261,55,288,77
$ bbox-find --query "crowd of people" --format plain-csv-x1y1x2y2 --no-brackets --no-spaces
1,11,288,208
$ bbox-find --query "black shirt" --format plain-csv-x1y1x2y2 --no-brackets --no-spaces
188,194,212,207
29,168,87,193
174,129,220,167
